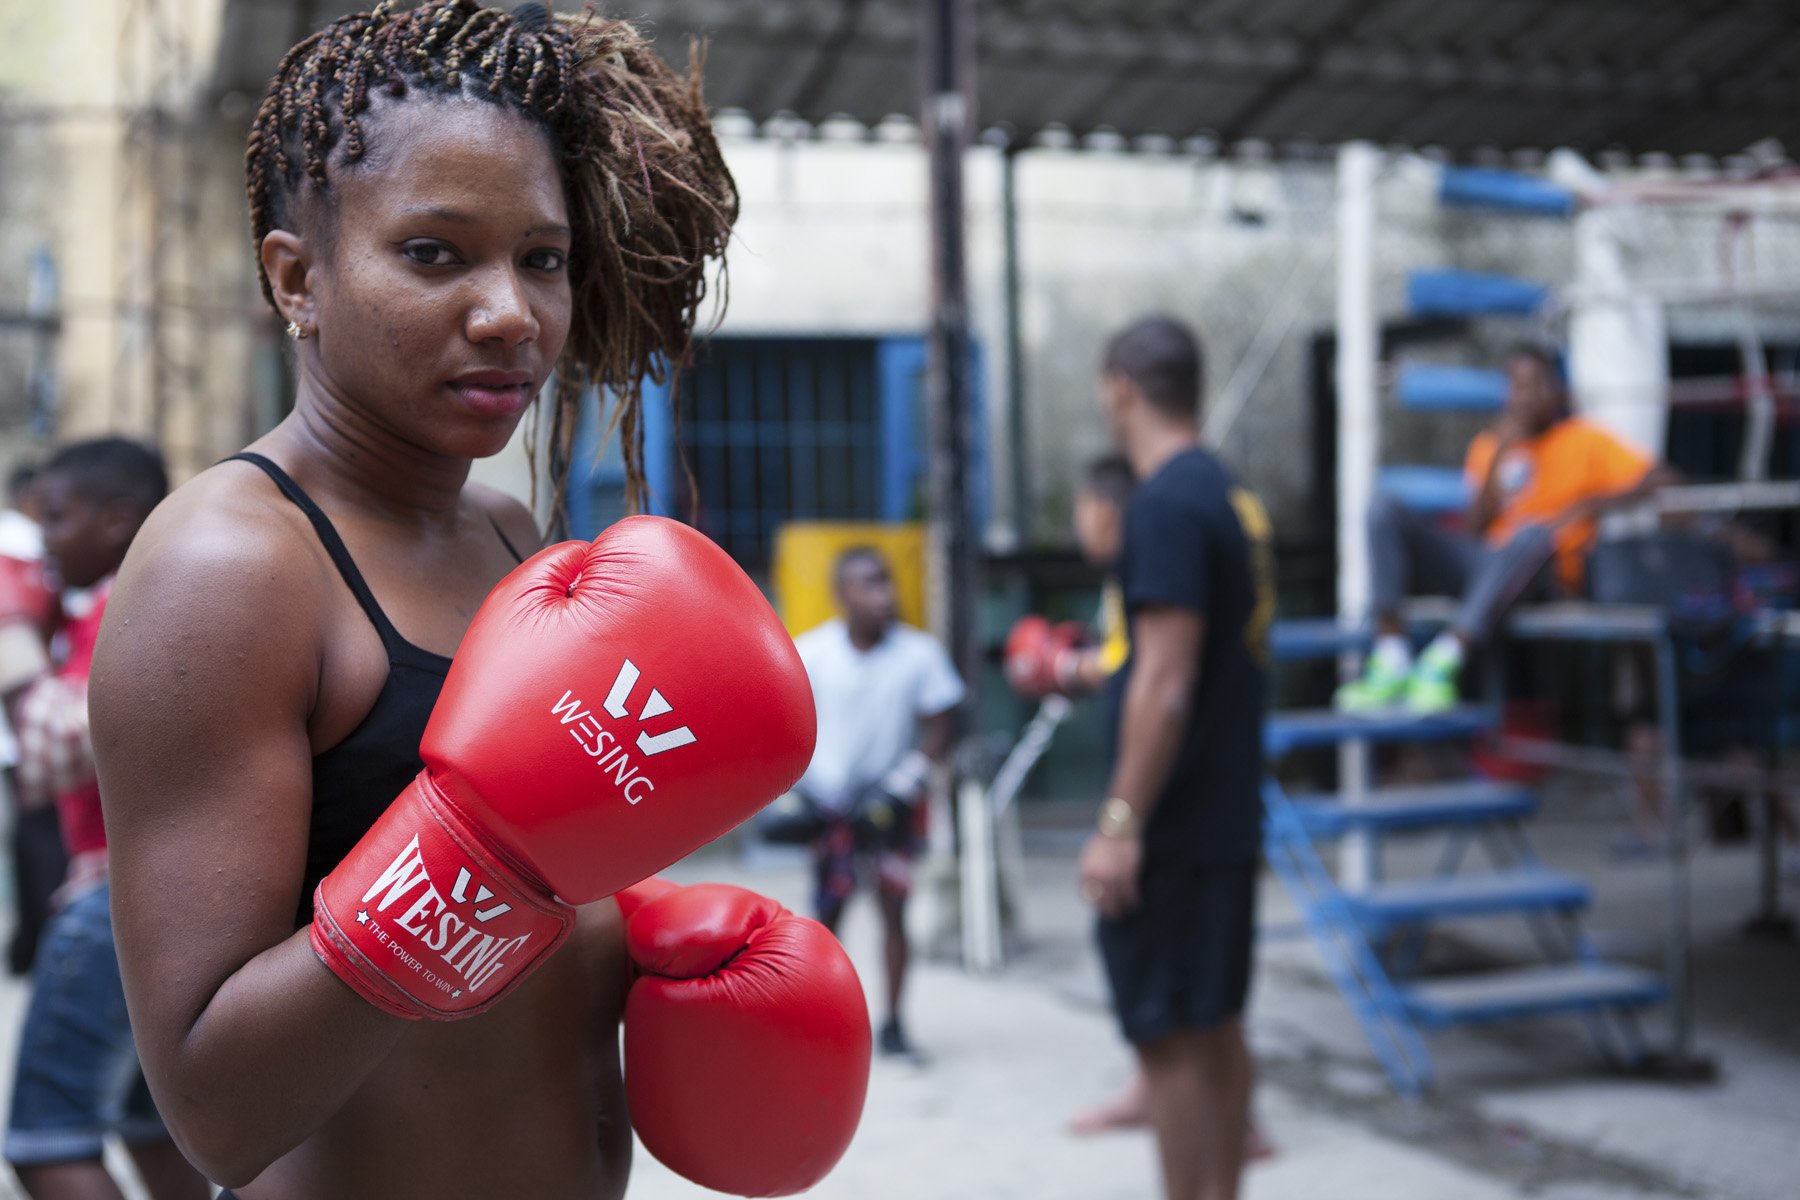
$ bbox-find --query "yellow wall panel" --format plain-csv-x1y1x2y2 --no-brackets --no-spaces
772,521,927,637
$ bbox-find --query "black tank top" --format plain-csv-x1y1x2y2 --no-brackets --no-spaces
225,454,524,927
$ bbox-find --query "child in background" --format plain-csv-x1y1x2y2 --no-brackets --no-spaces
1004,455,1136,700
0,461,64,976
1069,454,1136,691
4,439,206,1200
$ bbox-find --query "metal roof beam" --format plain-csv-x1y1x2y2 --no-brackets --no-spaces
1596,13,1800,151
772,0,873,116
1214,0,1390,143
204,0,1800,156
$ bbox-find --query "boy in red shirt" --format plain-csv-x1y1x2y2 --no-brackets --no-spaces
1339,345,1670,712
4,439,206,1200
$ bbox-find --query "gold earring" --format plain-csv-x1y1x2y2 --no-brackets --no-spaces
286,320,310,340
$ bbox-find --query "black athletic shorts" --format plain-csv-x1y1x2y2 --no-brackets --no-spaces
1095,859,1258,1045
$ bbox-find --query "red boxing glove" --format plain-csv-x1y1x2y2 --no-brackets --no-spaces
624,883,870,1197
311,517,817,1020
1004,615,1086,698
614,875,679,925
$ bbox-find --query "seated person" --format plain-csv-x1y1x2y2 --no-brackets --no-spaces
1338,343,1671,713
4,439,207,1200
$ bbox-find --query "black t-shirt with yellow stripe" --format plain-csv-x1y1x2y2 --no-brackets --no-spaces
1105,445,1272,867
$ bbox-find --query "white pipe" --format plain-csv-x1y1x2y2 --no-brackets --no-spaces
1725,221,1779,484
1654,480,1800,512
1735,312,1776,483
1205,253,1327,447
958,775,1002,974
1561,154,1670,460
988,695,1071,819
1334,141,1381,891
1334,144,1379,628
1565,277,1800,307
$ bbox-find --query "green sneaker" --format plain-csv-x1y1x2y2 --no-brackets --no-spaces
1334,655,1410,712
1404,642,1462,713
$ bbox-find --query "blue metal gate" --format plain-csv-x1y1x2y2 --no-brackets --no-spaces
567,334,987,566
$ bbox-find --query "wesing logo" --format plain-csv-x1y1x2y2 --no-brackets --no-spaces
601,659,697,756
359,835,530,996
551,659,696,804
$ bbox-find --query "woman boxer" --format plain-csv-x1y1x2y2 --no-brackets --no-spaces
88,5,863,1199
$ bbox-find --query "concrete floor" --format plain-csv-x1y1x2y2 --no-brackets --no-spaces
639,787,1800,1200
0,779,1794,1199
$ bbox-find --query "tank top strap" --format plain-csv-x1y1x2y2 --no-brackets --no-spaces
225,452,414,659
489,517,526,564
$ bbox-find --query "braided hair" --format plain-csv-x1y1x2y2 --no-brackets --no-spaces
245,0,737,523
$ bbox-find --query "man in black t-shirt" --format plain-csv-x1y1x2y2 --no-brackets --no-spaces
1078,316,1271,1200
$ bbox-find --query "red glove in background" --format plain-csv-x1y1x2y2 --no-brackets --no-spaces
1004,615,1086,698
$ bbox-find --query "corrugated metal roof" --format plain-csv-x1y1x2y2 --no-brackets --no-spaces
212,0,1800,159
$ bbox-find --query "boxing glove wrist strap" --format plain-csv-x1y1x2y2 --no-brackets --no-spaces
310,771,575,1020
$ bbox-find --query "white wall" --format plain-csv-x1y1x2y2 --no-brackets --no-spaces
713,136,1363,545
708,134,1800,554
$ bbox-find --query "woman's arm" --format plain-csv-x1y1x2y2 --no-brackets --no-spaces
92,499,408,1188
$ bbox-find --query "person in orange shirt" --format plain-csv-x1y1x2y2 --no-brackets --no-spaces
1338,344,1671,712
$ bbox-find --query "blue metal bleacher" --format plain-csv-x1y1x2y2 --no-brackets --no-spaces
1407,268,1550,317
1268,612,1463,666
1266,704,1494,756
1268,618,1371,662
1403,963,1666,1031
1378,464,1470,514
1395,362,1508,411
1346,869,1590,931
1436,166,1578,218
1262,617,1665,1097
1288,780,1536,837
1276,165,1665,1094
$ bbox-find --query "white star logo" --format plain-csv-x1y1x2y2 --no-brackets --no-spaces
356,910,369,926
452,989,462,998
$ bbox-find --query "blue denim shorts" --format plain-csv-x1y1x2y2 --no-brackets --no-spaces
4,882,170,1165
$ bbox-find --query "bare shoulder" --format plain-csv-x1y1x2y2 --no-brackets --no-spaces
464,480,543,556
96,460,331,712
111,460,330,617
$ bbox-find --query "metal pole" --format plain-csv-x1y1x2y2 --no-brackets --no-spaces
1747,630,1795,939
1652,632,1714,1077
1001,138,1029,547
26,246,57,439
1334,142,1380,889
1655,635,1690,1051
922,0,987,970
921,0,979,710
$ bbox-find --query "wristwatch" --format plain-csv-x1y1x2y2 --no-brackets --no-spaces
1096,796,1141,839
